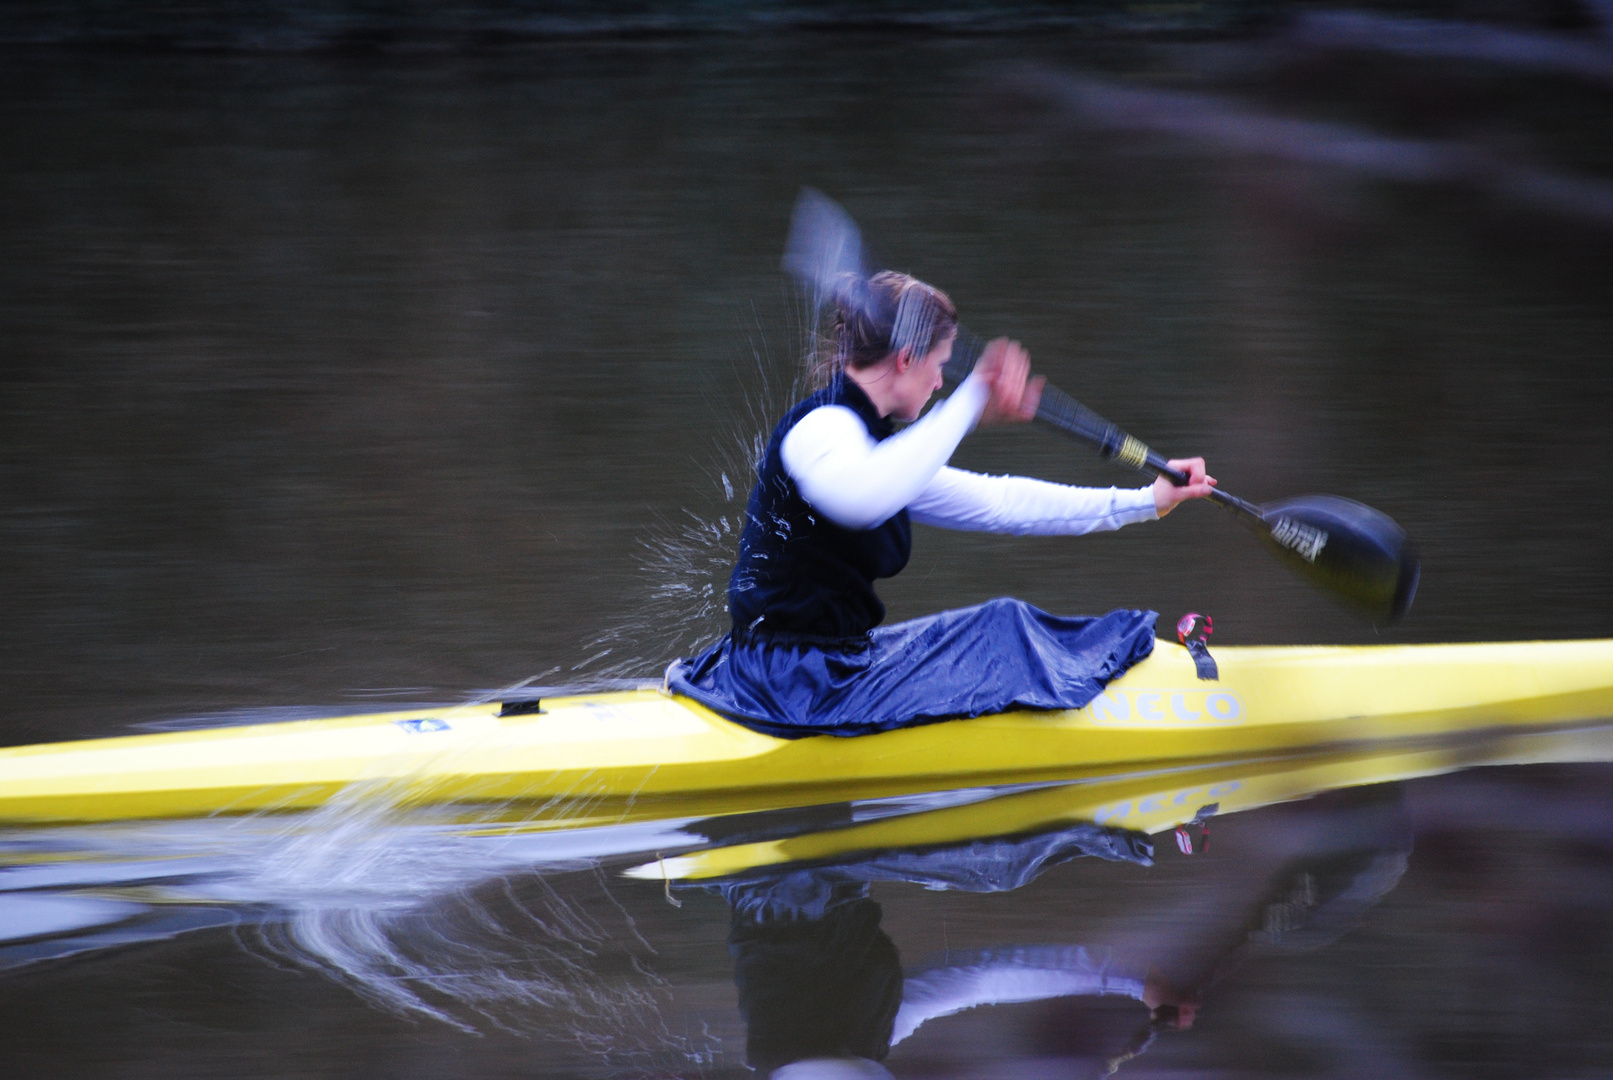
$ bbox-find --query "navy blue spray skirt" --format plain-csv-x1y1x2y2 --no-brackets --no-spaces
666,598,1156,739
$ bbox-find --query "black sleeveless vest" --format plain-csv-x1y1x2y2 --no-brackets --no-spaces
727,377,912,640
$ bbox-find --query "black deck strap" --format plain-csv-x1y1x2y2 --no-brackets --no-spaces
1175,612,1218,681
498,698,546,717
1185,641,1218,681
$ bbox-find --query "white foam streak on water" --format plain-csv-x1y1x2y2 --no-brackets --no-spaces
221,798,687,1039
236,810,702,1056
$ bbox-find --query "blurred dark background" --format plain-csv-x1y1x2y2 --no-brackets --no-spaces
1,6,1613,1079
2,0,1610,745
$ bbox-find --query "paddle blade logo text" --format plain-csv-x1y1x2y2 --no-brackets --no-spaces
1269,516,1329,563
1086,688,1245,726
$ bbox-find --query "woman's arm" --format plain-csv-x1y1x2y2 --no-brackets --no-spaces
908,466,1158,535
780,375,990,530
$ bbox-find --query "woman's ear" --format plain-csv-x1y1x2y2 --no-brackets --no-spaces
891,347,913,373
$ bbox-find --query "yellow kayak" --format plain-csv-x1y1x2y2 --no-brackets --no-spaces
2,639,1611,824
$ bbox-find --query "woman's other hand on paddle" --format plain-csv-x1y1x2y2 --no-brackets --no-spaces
974,338,1045,426
1154,458,1217,516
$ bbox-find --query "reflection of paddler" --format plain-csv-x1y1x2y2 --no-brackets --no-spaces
732,913,1177,1080
715,821,1153,1076
712,785,1412,1076
669,270,1215,738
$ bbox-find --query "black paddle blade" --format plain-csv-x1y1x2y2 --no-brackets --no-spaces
1257,495,1420,624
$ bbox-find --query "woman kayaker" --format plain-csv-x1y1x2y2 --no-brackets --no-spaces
668,270,1216,737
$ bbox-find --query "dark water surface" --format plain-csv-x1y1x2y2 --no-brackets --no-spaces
3,18,1613,1079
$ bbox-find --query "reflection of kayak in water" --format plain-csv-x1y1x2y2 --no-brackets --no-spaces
632,720,1613,883
2,639,1611,823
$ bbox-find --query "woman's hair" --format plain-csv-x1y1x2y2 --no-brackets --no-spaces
809,271,957,388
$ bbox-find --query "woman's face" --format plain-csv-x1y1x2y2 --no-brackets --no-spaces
887,332,955,422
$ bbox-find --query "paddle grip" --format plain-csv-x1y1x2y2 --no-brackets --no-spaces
1149,450,1263,520
1142,449,1191,486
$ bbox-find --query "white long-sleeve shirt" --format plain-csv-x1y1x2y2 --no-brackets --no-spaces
779,375,1158,535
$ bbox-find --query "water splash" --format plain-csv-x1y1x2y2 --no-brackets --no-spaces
572,293,812,682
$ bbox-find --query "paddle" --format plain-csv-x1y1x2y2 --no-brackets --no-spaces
782,188,1420,624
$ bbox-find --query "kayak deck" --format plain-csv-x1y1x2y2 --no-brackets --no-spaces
2,639,1611,823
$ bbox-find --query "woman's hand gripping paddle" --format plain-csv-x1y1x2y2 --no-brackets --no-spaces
781,188,1421,625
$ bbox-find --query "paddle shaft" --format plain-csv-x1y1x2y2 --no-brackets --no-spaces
1034,381,1263,520
944,334,1266,524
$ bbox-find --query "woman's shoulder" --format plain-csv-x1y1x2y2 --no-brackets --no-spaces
766,390,870,482
782,401,867,453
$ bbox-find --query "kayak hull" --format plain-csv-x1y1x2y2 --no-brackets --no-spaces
2,640,1612,823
